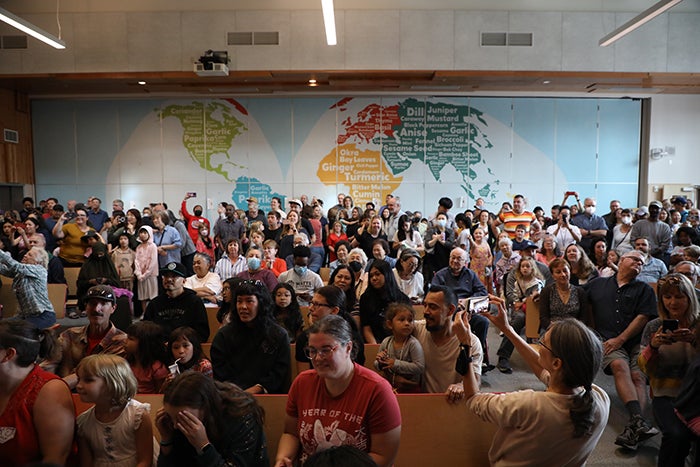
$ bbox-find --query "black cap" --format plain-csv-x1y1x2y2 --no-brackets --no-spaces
86,285,116,303
81,230,100,242
160,262,187,277
514,240,538,251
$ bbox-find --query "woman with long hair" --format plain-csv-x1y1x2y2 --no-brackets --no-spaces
329,263,360,322
565,243,599,286
538,258,592,330
272,282,304,343
589,237,612,277
75,242,121,314
393,214,424,253
454,297,610,466
211,280,291,393
359,259,411,344
638,274,699,465
156,372,268,466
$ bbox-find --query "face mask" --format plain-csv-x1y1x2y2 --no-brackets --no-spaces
437,219,447,228
349,261,363,273
585,206,596,215
194,209,203,217
247,257,261,270
621,216,632,225
294,266,308,275
201,230,208,236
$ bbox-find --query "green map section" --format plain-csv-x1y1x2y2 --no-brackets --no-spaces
160,102,247,181
338,98,498,199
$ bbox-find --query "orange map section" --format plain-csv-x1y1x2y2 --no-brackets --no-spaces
317,144,403,204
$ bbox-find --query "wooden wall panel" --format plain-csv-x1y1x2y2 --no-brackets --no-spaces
0,88,34,184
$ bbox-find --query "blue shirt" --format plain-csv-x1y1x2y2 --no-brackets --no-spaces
431,267,487,299
152,225,182,267
87,208,110,231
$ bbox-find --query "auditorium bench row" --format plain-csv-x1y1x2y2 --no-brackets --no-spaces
73,392,495,467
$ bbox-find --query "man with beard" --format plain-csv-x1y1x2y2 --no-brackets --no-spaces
413,284,482,402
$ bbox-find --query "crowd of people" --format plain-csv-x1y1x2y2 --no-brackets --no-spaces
1,189,700,466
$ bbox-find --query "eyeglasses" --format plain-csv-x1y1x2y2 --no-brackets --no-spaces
537,337,558,358
309,301,331,309
303,344,339,360
658,274,686,287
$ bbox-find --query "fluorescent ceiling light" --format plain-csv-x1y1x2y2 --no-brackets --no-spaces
321,0,337,46
0,7,66,49
599,0,683,47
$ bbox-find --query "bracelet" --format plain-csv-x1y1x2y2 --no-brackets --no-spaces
159,439,174,446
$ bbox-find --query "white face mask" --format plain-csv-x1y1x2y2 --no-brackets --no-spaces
585,206,596,215
621,216,632,225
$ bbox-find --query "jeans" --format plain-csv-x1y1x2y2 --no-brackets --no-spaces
653,396,698,467
8,311,57,329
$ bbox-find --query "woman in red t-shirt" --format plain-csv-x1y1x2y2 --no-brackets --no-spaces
275,315,401,467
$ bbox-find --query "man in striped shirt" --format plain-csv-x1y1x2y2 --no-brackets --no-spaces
493,194,539,240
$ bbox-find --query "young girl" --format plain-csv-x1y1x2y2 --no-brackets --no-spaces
76,354,155,467
112,232,136,291
271,283,304,343
163,327,212,389
125,321,169,393
469,227,493,293
134,225,158,316
262,239,287,277
374,302,425,393
194,223,215,264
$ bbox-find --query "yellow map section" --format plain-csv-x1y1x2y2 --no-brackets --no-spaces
317,144,403,204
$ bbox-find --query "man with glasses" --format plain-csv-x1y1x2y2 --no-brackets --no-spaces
672,261,700,300
413,284,482,401
143,262,209,342
586,251,658,450
571,197,608,252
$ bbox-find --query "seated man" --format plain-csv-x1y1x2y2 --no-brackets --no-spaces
413,284,482,400
431,247,492,371
278,246,324,307
284,233,323,273
143,262,210,342
42,285,126,389
634,237,668,283
0,246,56,328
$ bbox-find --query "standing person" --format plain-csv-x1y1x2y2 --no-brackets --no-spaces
88,197,110,233
469,227,493,294
152,211,182,268
245,196,268,229
75,243,121,314
423,211,456,285
631,200,673,264
275,315,401,467
156,372,269,466
194,223,215,263
454,297,610,466
393,214,424,254
352,215,387,259
0,321,75,466
0,247,56,328
111,232,136,291
327,220,349,263
134,225,159,316
52,206,95,266
587,250,659,450
494,237,521,296
493,194,539,240
571,197,608,252
638,274,699,466
211,280,290,394
546,205,581,248
181,193,210,243
612,208,635,255
75,354,154,467
213,204,246,258
359,259,411,344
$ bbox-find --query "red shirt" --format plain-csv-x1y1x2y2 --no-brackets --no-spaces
286,363,401,463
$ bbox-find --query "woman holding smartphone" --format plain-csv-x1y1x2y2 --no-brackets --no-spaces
638,273,699,465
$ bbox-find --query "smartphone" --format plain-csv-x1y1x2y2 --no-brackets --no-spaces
186,192,197,198
467,296,491,315
662,319,679,332
565,191,576,197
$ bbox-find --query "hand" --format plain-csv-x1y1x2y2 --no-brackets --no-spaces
155,407,175,441
671,328,695,343
175,409,209,452
485,295,510,332
451,310,472,346
650,330,674,349
603,336,624,355
185,193,193,200
275,458,294,467
446,383,465,404
16,227,25,235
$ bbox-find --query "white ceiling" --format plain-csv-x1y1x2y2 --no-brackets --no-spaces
2,0,699,13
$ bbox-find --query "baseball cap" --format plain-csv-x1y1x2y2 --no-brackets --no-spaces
86,285,116,303
514,240,538,251
673,196,687,205
649,200,663,209
289,199,302,207
246,197,258,204
160,262,187,277
636,206,649,217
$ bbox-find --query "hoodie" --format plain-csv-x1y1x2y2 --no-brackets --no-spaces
134,225,158,280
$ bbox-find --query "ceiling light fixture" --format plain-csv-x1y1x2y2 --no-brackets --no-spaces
321,0,337,46
0,7,66,49
599,0,683,47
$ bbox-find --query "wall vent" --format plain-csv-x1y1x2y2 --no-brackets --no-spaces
480,32,533,47
508,33,533,46
228,31,279,46
1,35,28,49
4,129,19,144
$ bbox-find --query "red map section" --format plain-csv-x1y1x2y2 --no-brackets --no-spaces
337,104,401,144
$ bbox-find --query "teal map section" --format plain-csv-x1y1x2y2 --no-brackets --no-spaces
232,177,285,212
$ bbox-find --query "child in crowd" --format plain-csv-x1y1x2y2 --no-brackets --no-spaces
511,224,528,251
163,326,212,390
125,321,169,393
374,303,425,393
249,229,265,250
469,227,493,293
195,223,215,264
271,283,304,343
111,232,136,291
134,226,158,316
262,239,287,277
76,354,155,467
